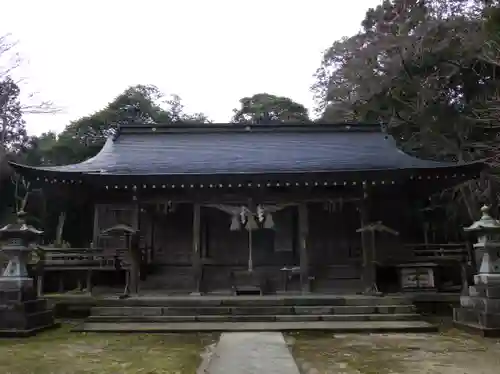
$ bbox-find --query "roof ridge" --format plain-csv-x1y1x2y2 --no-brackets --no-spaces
117,122,384,137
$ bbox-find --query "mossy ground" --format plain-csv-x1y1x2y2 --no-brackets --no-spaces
0,323,217,374
288,325,500,374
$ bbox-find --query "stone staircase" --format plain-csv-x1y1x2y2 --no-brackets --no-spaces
74,295,437,332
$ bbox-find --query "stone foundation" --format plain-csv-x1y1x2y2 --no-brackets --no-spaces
0,283,59,337
453,281,500,337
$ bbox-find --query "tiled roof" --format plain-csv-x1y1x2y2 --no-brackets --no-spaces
12,123,468,176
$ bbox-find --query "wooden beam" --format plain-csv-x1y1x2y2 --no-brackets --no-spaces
192,203,202,294
89,187,363,205
298,203,310,293
92,204,99,246
359,185,377,294
129,203,140,295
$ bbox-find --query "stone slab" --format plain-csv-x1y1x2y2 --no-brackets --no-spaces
164,307,232,316
453,321,500,338
85,313,422,323
231,307,293,315
89,295,413,308
0,288,37,303
205,332,300,374
474,274,500,285
0,322,60,338
453,307,500,328
91,304,418,317
88,315,198,323
293,306,332,315
468,285,500,298
275,315,320,322
0,287,57,337
378,305,416,314
91,307,163,317
460,296,500,313
0,277,33,291
74,320,438,333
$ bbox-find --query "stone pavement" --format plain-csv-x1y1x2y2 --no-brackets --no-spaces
205,332,300,374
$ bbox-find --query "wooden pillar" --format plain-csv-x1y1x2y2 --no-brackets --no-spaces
92,204,99,247
298,203,310,293
360,185,376,293
36,274,44,297
129,204,140,295
192,203,202,294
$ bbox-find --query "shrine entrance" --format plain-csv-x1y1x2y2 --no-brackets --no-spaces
199,203,300,294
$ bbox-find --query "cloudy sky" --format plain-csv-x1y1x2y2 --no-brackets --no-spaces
1,0,381,136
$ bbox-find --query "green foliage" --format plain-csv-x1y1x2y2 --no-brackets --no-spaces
314,0,500,162
0,77,33,182
0,77,31,153
232,93,311,124
312,0,500,221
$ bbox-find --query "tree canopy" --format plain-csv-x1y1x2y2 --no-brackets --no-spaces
313,0,500,163
232,93,310,124
0,77,32,181
311,0,500,219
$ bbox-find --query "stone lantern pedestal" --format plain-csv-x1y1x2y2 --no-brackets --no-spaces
0,212,58,337
453,206,500,337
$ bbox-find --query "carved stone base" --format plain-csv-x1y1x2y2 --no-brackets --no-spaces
469,285,500,299
0,284,58,337
454,293,500,337
474,274,500,286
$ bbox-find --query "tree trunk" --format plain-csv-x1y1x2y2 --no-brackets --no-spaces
0,145,10,183
460,185,479,222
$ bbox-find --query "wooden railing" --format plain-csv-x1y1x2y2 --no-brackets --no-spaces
404,243,470,263
35,247,132,296
402,242,472,292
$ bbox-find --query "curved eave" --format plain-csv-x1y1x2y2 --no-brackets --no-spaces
9,162,88,181
8,161,484,189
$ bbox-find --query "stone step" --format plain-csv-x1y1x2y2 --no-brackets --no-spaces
92,295,413,308
74,320,438,333
87,313,422,323
453,307,500,329
90,304,415,317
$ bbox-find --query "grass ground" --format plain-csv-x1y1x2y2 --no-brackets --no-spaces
0,324,217,374
288,326,500,374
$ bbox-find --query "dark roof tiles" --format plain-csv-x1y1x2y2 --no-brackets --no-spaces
22,124,461,175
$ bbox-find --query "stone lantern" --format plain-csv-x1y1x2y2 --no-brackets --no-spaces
0,211,43,296
453,205,500,337
463,205,500,281
0,211,58,337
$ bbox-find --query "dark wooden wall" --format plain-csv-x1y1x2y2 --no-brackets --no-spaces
307,202,363,292
201,206,299,292
93,190,421,293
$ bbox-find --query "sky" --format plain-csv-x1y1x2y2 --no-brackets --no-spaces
1,0,382,136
